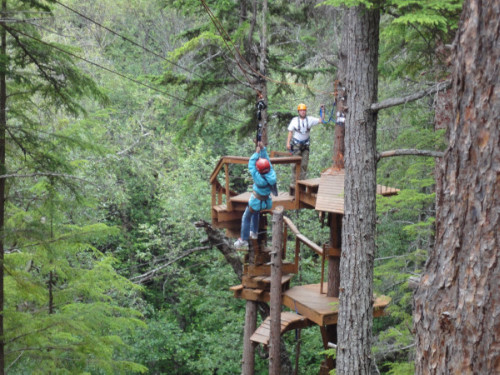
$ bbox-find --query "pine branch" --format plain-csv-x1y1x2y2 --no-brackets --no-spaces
4,26,61,93
371,80,451,112
377,149,444,162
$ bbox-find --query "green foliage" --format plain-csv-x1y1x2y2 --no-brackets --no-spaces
379,0,463,79
4,196,147,374
318,0,376,9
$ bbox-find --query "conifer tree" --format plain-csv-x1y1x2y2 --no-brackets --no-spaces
0,1,146,373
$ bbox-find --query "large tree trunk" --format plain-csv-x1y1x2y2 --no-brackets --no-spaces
414,1,500,374
337,5,380,375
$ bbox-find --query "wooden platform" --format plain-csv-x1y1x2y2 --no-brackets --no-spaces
282,284,391,326
315,170,400,214
250,311,312,346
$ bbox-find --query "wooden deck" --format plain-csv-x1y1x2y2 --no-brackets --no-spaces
282,284,391,326
315,170,400,214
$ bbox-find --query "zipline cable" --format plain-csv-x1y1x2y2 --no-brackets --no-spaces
5,25,246,124
52,0,248,100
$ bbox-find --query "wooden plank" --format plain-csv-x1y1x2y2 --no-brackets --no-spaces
238,288,270,302
299,193,317,207
242,274,293,289
246,262,297,277
376,184,400,196
315,173,345,214
214,208,243,223
282,284,335,326
315,170,399,213
298,178,322,187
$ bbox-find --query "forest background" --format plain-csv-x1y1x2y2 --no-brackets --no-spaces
1,0,463,374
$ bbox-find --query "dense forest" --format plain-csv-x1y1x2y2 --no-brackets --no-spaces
0,0,497,374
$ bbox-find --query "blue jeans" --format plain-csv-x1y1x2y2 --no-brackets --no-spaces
240,206,259,241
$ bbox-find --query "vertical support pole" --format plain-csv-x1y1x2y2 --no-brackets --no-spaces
294,162,301,206
282,224,287,259
327,213,342,297
320,247,326,294
224,163,231,210
319,326,336,371
269,206,284,375
242,301,257,375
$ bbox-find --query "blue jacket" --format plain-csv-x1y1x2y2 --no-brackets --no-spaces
248,147,277,212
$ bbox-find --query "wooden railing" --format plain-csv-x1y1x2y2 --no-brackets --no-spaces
283,216,328,294
210,154,302,212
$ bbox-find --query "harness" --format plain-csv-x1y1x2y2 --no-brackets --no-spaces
291,117,311,151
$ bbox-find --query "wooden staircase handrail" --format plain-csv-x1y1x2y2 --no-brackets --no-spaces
283,216,323,256
283,216,327,293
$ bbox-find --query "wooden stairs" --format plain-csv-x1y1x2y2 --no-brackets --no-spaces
250,311,312,346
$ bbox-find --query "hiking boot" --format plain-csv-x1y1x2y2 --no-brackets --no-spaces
234,238,249,248
249,231,258,239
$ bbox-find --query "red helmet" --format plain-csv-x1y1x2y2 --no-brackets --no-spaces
256,158,270,174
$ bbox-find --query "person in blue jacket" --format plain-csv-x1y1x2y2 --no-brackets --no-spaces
234,141,277,248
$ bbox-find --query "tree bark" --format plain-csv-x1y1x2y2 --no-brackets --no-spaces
414,1,500,373
332,10,348,169
337,4,380,375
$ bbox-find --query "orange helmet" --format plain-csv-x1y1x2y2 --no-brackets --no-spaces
256,158,271,174
297,103,307,111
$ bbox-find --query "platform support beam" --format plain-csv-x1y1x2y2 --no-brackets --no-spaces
328,213,342,297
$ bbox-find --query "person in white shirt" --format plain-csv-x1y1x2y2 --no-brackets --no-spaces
286,103,325,192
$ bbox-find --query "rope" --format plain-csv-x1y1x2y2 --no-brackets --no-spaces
320,103,336,124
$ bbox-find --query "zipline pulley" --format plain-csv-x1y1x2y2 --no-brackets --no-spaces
256,97,267,142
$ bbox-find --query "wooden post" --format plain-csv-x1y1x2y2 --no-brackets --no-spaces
294,162,301,204
242,300,257,375
224,163,231,210
269,206,284,375
327,213,342,297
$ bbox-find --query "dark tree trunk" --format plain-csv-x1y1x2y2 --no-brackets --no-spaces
414,1,500,373
332,11,348,170
337,4,380,375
